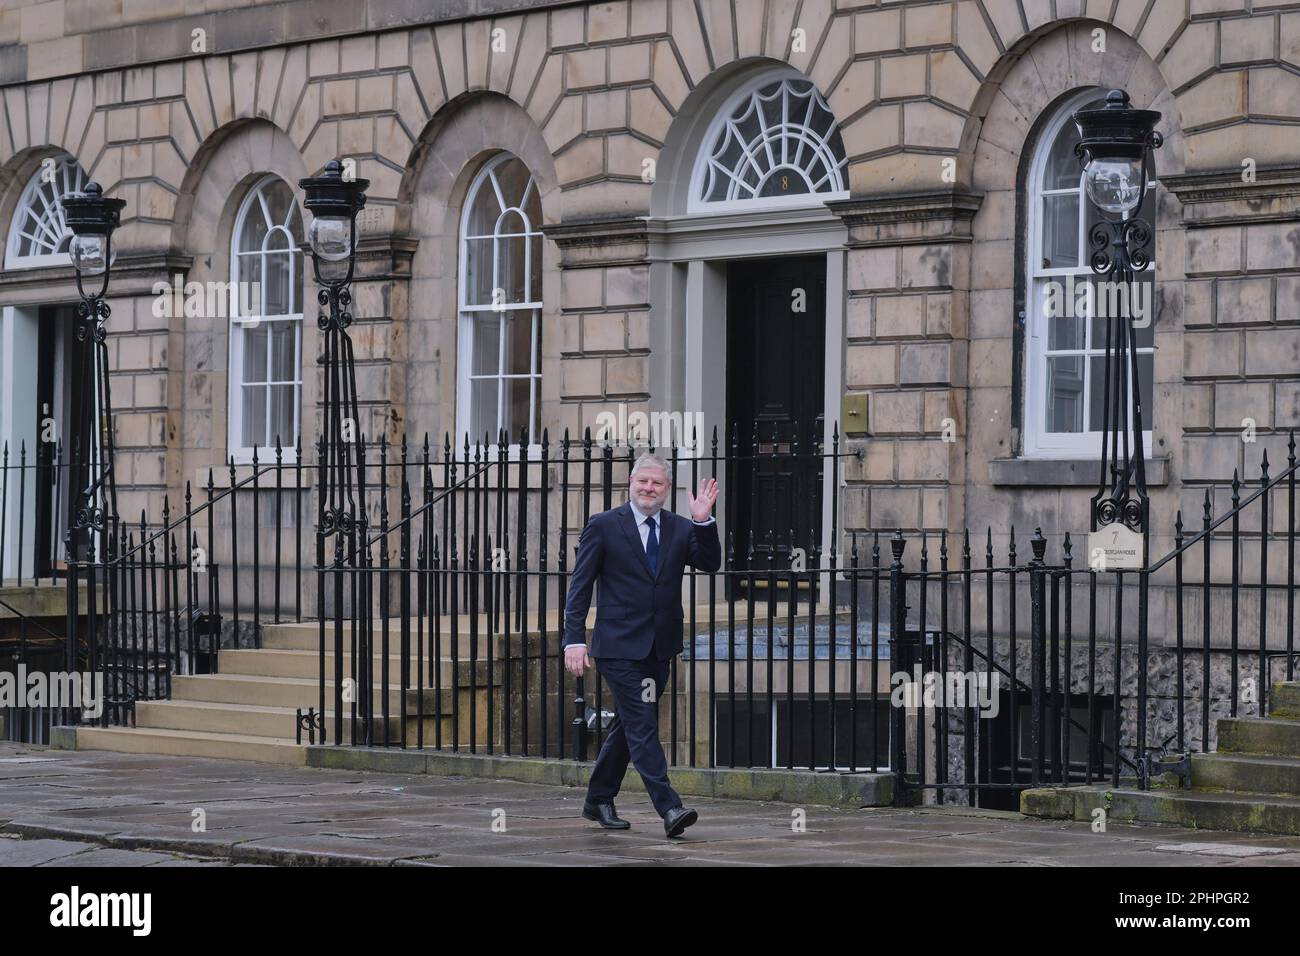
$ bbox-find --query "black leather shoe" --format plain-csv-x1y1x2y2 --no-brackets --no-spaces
663,805,698,838
582,801,631,830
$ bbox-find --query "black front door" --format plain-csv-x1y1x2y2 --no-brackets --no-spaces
726,256,826,580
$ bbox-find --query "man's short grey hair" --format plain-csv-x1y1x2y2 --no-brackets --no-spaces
630,452,672,483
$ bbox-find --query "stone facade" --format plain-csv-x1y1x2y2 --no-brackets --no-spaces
0,0,1297,644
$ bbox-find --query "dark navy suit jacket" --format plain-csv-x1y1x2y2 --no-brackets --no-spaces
562,502,722,660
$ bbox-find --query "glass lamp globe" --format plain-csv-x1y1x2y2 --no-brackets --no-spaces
1084,158,1143,215
308,215,353,261
70,233,114,276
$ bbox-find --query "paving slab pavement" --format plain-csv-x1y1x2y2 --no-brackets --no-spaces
4,743,1300,866
0,835,242,867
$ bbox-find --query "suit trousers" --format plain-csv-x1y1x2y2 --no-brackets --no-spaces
585,653,681,817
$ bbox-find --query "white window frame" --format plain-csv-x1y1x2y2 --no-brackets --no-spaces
4,156,86,270
1023,90,1155,460
227,175,304,465
687,70,849,216
456,152,543,459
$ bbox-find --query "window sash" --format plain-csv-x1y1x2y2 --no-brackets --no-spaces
1028,273,1155,452
230,319,302,457
457,308,541,448
228,176,303,462
456,154,544,454
1023,91,1156,460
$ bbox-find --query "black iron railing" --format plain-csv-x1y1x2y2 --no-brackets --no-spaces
298,428,1300,811
305,423,856,755
0,441,75,586
45,439,311,725
33,417,1300,809
888,441,1300,806
0,596,67,744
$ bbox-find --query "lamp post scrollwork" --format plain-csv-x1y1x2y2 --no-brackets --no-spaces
1073,89,1163,536
299,159,369,747
60,181,125,697
300,159,369,547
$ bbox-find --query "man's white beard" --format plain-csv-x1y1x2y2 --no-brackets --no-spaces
634,493,665,513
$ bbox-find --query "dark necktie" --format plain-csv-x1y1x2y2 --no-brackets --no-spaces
645,516,658,575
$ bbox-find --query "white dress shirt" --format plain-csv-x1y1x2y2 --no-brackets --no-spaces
568,502,717,650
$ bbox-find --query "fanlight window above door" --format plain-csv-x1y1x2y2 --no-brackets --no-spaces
5,156,87,269
692,76,848,213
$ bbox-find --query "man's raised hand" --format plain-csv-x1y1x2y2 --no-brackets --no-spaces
688,477,719,523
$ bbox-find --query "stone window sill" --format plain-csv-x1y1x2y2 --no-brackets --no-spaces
989,457,1169,487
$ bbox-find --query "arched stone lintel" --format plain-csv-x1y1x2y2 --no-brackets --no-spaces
962,21,1187,195
171,118,309,261
397,91,559,240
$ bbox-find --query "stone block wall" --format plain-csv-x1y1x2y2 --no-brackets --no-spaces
0,0,1294,630
836,191,977,549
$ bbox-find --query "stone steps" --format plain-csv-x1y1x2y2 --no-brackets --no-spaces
60,601,852,767
71,726,307,765
169,672,459,711
1025,785,1300,836
58,608,530,764
1022,681,1300,836
259,603,845,652
1271,681,1300,719
1218,715,1300,758
61,672,488,762
263,620,538,655
218,647,499,683
1190,752,1300,795
133,699,443,742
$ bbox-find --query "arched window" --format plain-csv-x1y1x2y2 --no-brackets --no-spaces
1023,90,1156,458
457,152,543,447
229,176,303,460
691,74,848,213
4,156,87,269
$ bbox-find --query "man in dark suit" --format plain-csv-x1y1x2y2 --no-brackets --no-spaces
563,453,720,837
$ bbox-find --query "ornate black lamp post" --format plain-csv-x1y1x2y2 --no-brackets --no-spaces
1074,90,1163,537
301,160,368,538
1074,91,1164,785
61,182,125,702
299,159,368,745
62,182,126,540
